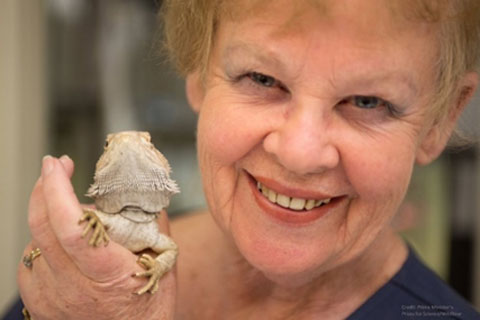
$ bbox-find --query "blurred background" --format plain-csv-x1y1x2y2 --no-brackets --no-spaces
1,0,480,315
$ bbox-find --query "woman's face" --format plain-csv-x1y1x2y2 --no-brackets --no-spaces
190,0,450,284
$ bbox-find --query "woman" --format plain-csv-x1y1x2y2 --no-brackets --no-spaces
17,0,480,319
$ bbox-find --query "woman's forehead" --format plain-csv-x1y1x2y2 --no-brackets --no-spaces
219,0,449,26
217,0,438,50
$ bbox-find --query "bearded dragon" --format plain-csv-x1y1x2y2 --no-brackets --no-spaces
79,131,179,295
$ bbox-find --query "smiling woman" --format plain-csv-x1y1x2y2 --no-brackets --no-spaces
15,0,480,319
167,0,480,318
191,0,435,285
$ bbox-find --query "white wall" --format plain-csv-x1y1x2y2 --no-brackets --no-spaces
0,0,47,313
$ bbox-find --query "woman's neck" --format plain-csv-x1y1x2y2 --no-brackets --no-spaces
221,227,408,320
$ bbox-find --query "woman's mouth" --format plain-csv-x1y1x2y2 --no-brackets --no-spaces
246,173,344,225
256,181,331,211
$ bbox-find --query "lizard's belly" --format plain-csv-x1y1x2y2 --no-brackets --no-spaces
96,211,159,252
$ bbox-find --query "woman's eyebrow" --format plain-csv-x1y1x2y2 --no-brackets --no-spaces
222,43,419,97
222,43,287,71
335,72,419,97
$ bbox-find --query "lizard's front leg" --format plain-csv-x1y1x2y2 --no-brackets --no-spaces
79,208,110,247
133,234,178,295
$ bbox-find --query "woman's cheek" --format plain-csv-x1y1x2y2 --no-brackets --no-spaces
197,102,264,166
344,141,415,209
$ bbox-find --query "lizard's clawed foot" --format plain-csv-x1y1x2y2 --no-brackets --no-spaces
79,208,110,247
133,254,168,295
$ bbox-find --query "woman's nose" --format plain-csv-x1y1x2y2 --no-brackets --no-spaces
263,103,340,176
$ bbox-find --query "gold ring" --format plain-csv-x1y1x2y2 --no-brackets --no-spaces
23,248,41,268
22,307,32,320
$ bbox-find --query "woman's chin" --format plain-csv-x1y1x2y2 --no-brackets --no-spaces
256,259,328,288
235,237,334,288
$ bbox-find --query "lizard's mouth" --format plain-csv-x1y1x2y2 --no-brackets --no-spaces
119,207,159,223
120,205,157,213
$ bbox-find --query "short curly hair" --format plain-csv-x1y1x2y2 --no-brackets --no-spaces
161,0,480,121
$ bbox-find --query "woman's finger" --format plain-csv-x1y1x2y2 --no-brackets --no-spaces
28,155,74,250
18,243,50,316
17,242,69,320
58,154,74,176
27,175,73,273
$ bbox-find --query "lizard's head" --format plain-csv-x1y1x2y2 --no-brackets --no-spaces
86,131,180,213
100,131,171,170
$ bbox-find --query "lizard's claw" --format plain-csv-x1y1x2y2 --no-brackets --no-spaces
79,208,110,247
133,254,167,295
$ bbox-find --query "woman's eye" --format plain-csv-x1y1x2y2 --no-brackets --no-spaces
248,72,278,88
353,96,382,109
228,70,289,100
338,95,402,121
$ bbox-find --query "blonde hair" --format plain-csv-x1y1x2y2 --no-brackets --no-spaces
161,0,480,121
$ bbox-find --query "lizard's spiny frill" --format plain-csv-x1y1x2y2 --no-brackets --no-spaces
87,168,179,213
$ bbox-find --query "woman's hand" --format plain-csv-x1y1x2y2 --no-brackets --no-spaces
17,156,176,320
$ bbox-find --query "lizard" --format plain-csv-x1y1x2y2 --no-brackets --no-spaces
78,131,179,295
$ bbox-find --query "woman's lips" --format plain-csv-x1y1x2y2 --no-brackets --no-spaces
246,173,344,225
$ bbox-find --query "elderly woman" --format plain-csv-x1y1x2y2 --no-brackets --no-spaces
17,0,480,319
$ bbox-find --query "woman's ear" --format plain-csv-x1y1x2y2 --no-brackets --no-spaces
186,71,205,113
416,71,479,165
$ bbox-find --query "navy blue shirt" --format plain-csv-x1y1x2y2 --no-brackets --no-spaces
3,248,479,319
348,248,480,319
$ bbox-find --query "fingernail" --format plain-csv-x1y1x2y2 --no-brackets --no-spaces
42,155,54,176
59,154,71,166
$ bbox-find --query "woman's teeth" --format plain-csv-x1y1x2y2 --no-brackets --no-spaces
257,181,331,211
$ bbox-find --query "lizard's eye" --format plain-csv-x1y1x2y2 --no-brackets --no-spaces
104,140,109,148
